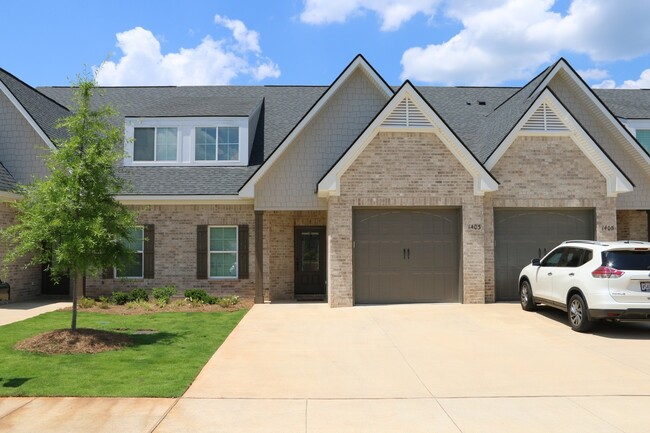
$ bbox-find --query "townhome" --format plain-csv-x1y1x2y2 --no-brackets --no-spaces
1,55,649,306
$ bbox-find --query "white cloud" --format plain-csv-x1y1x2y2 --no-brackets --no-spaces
300,0,441,31
395,0,650,85
594,69,650,89
577,68,608,81
95,17,280,86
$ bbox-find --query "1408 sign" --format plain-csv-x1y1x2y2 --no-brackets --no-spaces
601,225,615,231
467,224,482,231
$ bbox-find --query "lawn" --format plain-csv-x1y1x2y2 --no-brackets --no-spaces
0,309,247,397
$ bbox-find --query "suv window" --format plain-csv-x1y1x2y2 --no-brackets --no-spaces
603,250,650,270
542,248,565,267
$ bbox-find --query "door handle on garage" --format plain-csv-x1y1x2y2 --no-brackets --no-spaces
403,248,406,259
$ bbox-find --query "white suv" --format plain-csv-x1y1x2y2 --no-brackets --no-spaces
518,240,650,332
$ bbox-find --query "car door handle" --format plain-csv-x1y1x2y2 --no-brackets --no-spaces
547,272,553,276
569,273,575,277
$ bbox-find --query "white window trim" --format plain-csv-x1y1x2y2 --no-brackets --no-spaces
115,226,145,279
124,117,249,167
133,126,180,163
208,225,239,280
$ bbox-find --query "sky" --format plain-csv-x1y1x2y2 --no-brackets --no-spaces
2,0,650,89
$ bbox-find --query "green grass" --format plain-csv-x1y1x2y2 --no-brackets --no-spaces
0,309,247,397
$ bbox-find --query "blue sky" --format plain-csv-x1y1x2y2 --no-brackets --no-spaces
2,0,650,89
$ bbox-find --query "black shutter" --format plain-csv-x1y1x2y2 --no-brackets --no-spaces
238,225,249,279
143,224,155,279
197,225,208,279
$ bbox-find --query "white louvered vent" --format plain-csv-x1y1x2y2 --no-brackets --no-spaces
382,97,432,128
522,103,569,132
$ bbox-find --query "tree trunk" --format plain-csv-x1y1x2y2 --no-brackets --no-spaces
70,271,84,331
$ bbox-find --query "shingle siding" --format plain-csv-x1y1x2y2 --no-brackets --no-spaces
254,69,389,210
0,91,49,185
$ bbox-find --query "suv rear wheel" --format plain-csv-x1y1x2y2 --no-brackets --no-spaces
568,294,593,332
519,280,536,311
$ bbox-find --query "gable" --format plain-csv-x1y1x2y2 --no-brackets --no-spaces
485,89,632,197
238,55,393,199
318,82,499,197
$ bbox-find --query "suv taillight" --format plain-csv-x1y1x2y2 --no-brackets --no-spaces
591,266,624,279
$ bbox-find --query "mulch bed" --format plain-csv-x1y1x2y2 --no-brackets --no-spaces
64,298,254,315
15,328,134,354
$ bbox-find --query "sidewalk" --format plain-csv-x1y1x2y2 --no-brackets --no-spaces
0,298,72,326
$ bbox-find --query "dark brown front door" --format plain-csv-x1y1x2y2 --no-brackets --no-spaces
294,227,326,299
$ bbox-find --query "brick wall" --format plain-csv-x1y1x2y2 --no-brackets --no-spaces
263,211,327,301
617,210,649,241
255,68,388,210
484,135,617,302
86,204,256,299
0,201,41,301
328,131,485,307
549,72,650,210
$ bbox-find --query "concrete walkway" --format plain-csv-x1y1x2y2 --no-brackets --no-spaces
0,298,72,326
2,303,650,432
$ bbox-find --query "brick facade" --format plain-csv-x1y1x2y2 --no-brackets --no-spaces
85,204,257,299
617,210,649,241
0,201,41,301
484,135,617,302
328,131,485,307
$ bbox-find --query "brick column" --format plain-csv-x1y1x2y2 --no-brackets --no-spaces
254,211,264,304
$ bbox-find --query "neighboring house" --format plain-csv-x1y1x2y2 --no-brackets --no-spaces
0,55,649,306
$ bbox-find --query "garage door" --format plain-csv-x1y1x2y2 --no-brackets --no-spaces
353,208,460,304
494,209,595,301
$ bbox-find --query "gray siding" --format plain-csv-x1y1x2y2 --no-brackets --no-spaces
0,91,49,185
549,72,650,210
254,69,389,210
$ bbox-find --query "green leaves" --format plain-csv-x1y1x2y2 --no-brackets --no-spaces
1,73,137,281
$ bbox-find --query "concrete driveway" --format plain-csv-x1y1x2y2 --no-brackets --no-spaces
3,302,650,432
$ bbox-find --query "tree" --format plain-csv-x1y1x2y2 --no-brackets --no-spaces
1,74,137,331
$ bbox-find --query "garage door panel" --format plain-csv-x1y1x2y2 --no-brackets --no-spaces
494,209,594,301
354,208,459,304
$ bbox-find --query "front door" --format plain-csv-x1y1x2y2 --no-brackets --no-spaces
294,227,326,299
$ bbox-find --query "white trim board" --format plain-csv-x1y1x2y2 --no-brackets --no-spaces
238,55,393,198
485,89,633,197
0,80,57,151
318,82,499,197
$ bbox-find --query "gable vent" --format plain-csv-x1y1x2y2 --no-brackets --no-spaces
522,103,569,132
382,97,432,128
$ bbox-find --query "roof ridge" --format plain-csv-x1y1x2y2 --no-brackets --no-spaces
0,67,70,112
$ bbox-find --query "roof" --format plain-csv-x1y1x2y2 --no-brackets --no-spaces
39,85,326,195
0,162,16,192
0,58,645,197
0,68,70,144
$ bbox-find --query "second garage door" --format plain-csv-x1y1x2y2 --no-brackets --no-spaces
494,208,595,301
353,208,460,304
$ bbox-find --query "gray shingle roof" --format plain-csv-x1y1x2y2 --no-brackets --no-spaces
0,68,70,144
39,85,327,195
593,89,650,119
0,162,16,192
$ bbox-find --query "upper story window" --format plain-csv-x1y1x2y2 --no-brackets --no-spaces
636,129,650,153
134,127,178,162
195,127,239,161
124,117,250,167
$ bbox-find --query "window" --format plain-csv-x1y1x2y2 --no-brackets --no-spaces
541,248,565,267
636,129,650,153
195,127,239,161
116,227,144,278
209,226,238,278
133,127,178,161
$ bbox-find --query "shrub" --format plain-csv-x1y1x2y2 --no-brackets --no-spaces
110,291,130,305
129,288,149,302
78,297,95,309
152,286,176,304
214,295,239,308
126,299,152,310
98,296,110,309
184,289,214,304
